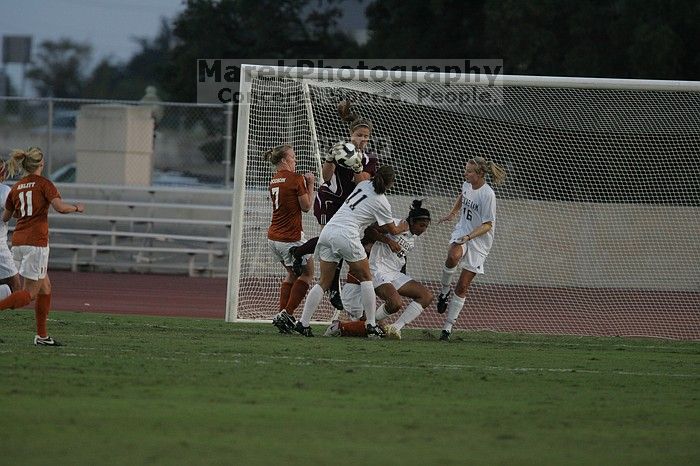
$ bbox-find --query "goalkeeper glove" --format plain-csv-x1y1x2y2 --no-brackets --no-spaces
350,159,363,173
326,142,343,163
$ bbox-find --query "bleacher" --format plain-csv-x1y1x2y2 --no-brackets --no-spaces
11,183,234,277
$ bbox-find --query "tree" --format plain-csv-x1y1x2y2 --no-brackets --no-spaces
26,38,91,97
362,0,700,80
83,18,174,100
363,0,486,57
161,0,360,102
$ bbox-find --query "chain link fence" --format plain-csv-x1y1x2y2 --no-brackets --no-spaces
0,96,232,188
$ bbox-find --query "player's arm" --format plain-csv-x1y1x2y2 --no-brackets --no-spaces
438,193,462,224
298,173,315,212
321,159,335,183
365,222,401,253
353,154,375,184
2,207,13,222
377,219,408,236
51,197,84,214
353,171,371,183
456,221,492,244
321,145,338,183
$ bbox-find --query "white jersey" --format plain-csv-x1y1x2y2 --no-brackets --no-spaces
370,218,416,273
454,181,496,255
325,180,394,238
0,184,10,245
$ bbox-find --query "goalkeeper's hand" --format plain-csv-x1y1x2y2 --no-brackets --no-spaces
349,157,363,173
326,142,343,163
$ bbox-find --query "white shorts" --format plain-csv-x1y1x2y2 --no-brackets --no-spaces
268,233,309,267
12,245,50,281
315,225,366,263
371,268,413,291
458,244,486,274
0,243,18,280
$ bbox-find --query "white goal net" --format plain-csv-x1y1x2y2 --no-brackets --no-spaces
227,65,700,340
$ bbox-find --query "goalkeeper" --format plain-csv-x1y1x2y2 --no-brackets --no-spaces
289,100,378,311
325,200,433,340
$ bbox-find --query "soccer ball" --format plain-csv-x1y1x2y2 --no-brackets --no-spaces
332,142,362,169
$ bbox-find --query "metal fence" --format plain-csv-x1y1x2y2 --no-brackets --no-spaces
0,96,233,188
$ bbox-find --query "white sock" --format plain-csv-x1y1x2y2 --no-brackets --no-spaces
375,303,390,321
341,283,363,320
393,301,423,331
440,265,457,296
300,284,323,326
443,294,466,332
0,284,11,300
360,281,377,326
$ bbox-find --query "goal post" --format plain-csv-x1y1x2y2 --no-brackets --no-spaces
226,64,700,340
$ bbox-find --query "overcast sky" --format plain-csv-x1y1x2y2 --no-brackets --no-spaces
1,0,367,94
1,0,367,63
1,0,185,62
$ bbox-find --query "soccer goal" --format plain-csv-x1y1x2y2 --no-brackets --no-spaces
226,64,700,340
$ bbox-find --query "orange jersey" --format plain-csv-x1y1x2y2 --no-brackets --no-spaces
267,169,308,242
6,174,60,247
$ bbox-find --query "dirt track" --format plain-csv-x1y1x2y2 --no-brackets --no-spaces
50,270,227,319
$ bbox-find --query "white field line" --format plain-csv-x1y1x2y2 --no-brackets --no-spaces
2,346,692,379
46,318,696,351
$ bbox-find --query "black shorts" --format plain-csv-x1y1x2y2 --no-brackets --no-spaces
313,194,342,225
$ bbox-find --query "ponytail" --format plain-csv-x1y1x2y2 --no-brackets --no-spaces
470,156,507,186
263,145,292,166
407,199,431,223
7,147,44,177
338,100,373,134
372,165,395,195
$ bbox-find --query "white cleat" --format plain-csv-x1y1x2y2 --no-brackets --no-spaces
324,320,341,337
386,324,401,340
34,335,62,346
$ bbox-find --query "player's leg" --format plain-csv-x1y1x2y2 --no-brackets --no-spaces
0,246,35,311
0,244,22,302
289,236,318,276
437,242,466,313
284,258,314,316
347,258,383,337
441,270,476,341
341,276,363,320
33,274,58,345
386,280,433,339
375,282,402,319
279,268,293,311
326,280,363,337
327,259,344,310
296,259,337,336
269,240,296,333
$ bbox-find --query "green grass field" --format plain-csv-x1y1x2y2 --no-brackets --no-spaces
1,310,698,466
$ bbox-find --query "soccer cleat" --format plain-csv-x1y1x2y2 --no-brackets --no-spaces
439,330,451,341
294,321,314,337
386,324,401,340
34,335,62,346
323,320,341,337
289,247,304,277
272,310,296,334
436,291,451,314
329,290,344,310
366,324,385,339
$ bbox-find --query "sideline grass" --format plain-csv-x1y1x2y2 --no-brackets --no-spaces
1,310,698,465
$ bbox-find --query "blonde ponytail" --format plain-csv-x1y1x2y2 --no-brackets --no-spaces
8,147,44,177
